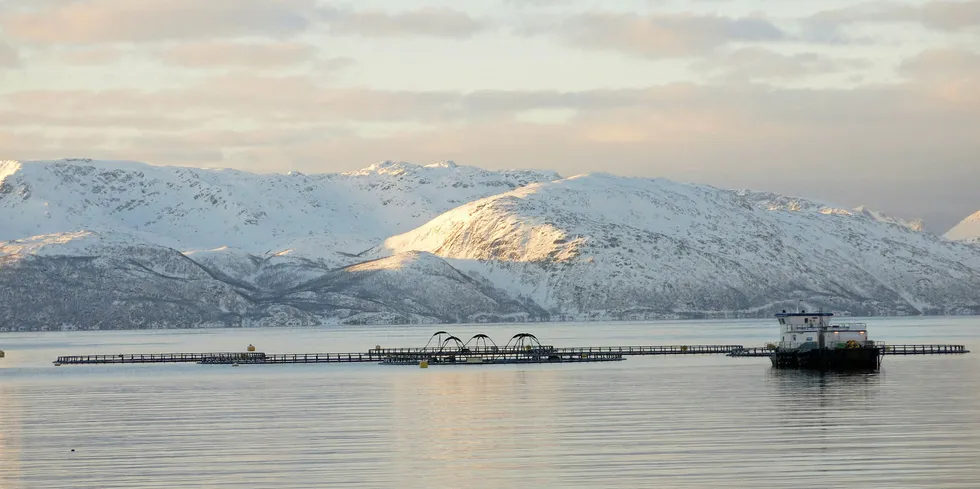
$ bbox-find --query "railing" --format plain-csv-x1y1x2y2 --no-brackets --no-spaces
880,344,970,355
258,353,384,363
55,352,265,364
380,351,625,365
831,322,868,330
373,345,743,356
372,346,556,354
782,323,867,332
553,345,743,355
728,347,775,357
729,343,971,358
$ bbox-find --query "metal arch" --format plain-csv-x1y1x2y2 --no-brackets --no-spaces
438,335,466,353
423,331,453,349
504,333,543,351
463,334,499,352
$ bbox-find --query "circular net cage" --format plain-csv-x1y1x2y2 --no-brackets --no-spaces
464,334,499,353
504,333,545,352
423,331,454,350
437,336,466,353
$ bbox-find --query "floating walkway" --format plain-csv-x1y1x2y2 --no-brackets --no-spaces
880,344,970,355
728,344,970,358
727,347,776,358
57,352,386,365
373,344,743,356
53,331,744,366
54,352,262,364
51,331,970,367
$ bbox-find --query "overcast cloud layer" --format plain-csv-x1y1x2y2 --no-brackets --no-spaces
1,0,978,232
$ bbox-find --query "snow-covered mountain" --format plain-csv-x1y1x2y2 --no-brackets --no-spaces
2,159,979,331
945,211,980,244
0,158,558,266
380,174,980,318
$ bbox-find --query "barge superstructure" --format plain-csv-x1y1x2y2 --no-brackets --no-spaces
770,310,881,371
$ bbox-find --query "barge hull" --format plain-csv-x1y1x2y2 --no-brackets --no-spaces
770,347,881,371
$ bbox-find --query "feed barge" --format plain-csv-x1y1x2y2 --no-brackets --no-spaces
727,310,970,371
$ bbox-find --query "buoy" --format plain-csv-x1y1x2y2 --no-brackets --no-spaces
247,344,256,352
419,360,429,369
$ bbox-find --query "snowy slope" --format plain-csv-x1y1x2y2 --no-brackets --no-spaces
0,158,560,263
382,174,980,318
945,211,980,244
0,231,253,330
270,251,544,325
0,232,536,329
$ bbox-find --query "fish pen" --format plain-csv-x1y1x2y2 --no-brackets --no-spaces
51,329,969,368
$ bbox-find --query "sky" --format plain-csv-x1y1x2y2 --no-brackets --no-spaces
0,0,978,233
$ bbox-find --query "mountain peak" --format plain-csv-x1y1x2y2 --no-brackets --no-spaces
1,160,22,184
425,160,458,169
945,210,980,242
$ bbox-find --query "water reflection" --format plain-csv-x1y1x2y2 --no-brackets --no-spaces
0,318,978,488
388,368,564,488
0,383,24,488
767,369,881,404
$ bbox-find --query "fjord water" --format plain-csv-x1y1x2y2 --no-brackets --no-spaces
1,317,978,488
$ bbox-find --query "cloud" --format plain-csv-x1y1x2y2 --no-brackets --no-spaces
527,12,785,58
158,42,320,68
2,76,467,126
0,110,196,131
899,48,980,104
920,0,980,30
0,0,316,44
809,0,980,34
503,0,576,6
693,48,872,82
321,7,488,39
0,41,20,67
900,47,980,80
29,46,134,66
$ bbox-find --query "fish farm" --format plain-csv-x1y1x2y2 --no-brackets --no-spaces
52,330,969,368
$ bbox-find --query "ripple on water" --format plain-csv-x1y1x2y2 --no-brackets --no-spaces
0,318,978,488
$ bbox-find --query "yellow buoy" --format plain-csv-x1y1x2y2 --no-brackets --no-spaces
419,360,429,369
247,344,256,352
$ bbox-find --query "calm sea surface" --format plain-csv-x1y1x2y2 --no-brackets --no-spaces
1,317,978,488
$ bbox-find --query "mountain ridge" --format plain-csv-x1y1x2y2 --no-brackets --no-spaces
2,158,978,330
381,173,980,317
